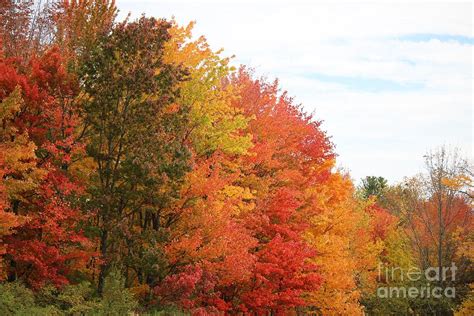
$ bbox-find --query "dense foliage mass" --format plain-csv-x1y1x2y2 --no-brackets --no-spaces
0,1,472,315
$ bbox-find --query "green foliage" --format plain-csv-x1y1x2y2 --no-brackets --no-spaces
0,282,61,315
0,282,35,314
361,176,388,199
35,282,100,315
95,269,138,315
0,276,137,316
144,308,189,316
79,16,192,293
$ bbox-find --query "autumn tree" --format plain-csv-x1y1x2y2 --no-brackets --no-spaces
0,44,92,288
303,172,386,315
79,16,191,294
0,0,35,57
372,148,473,313
228,68,335,314
424,148,470,278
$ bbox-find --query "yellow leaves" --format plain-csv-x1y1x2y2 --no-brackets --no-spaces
383,228,415,271
186,84,253,155
442,174,472,190
1,89,46,202
164,21,213,69
69,156,97,183
221,185,252,199
3,135,36,171
1,135,45,202
163,21,252,157
455,284,474,316
454,228,474,262
442,174,473,206
219,185,255,215
304,170,382,314
0,86,22,122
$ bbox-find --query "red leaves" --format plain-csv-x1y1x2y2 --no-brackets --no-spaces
155,265,231,314
155,265,206,309
266,188,302,224
156,69,334,313
220,70,331,313
233,68,333,177
243,234,321,312
239,189,320,313
409,195,472,250
367,203,397,241
0,46,92,288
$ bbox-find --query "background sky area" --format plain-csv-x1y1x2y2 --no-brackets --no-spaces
117,0,473,183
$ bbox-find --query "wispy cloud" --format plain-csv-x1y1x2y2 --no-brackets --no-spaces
397,34,474,45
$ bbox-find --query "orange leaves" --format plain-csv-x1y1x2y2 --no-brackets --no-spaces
0,163,20,280
165,154,257,287
54,0,117,61
233,68,333,188
368,203,398,241
303,172,385,314
157,68,339,312
163,21,212,69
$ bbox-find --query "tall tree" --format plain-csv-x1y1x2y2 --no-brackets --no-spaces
0,46,91,288
0,0,58,58
79,17,191,294
423,147,472,284
229,68,333,314
379,148,473,313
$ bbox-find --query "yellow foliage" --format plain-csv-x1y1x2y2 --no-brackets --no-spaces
456,284,474,316
0,88,46,203
163,21,253,156
304,172,382,314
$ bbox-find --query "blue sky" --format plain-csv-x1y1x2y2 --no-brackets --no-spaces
397,33,474,44
301,73,425,92
117,1,472,183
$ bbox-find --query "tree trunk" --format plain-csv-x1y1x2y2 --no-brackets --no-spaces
97,229,109,295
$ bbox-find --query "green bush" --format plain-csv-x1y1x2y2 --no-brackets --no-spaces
94,269,138,315
0,273,138,316
0,282,61,315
